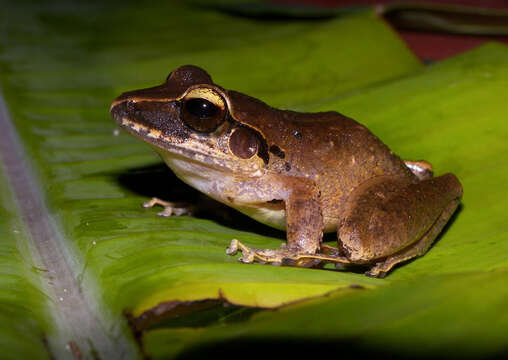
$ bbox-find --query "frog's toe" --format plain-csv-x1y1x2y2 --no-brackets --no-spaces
365,271,387,279
226,239,240,256
364,265,388,278
226,240,297,265
238,252,256,264
226,239,260,263
281,256,320,268
252,249,287,265
171,207,192,216
143,197,194,217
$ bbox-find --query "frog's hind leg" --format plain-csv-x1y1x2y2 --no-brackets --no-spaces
366,196,460,277
338,173,462,278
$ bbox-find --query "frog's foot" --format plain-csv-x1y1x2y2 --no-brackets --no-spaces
364,265,388,279
143,197,194,217
226,239,351,268
226,239,317,267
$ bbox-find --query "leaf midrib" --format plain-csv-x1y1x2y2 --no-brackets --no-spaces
0,89,139,359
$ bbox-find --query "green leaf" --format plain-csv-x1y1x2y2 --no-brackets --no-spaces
0,163,50,359
144,269,508,359
1,1,506,359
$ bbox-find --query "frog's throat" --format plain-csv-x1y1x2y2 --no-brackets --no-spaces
118,117,263,175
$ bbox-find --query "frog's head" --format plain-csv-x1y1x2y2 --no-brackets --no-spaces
110,65,269,175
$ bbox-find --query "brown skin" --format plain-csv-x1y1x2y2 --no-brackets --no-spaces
110,65,463,277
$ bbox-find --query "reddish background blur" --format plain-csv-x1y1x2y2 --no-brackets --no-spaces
274,0,508,61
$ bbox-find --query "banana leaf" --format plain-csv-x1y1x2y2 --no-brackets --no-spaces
0,0,506,359
0,163,50,359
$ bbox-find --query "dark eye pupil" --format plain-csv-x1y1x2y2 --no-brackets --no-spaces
181,96,225,133
185,98,217,119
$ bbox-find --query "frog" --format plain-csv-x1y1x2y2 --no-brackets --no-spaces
110,65,463,278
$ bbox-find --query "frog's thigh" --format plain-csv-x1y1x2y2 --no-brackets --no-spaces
366,196,460,277
338,174,462,276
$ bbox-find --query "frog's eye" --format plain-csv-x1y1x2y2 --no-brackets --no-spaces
182,88,226,133
229,127,260,159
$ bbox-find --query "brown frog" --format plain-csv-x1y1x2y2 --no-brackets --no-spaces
110,65,462,277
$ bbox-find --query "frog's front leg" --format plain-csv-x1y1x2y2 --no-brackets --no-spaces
227,180,328,267
143,197,195,217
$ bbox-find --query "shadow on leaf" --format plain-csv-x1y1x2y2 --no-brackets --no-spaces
115,163,285,239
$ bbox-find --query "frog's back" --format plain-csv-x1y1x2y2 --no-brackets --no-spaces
272,110,415,217
227,90,412,183
226,91,414,225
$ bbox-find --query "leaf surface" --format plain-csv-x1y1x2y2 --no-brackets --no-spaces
0,161,50,359
1,1,506,359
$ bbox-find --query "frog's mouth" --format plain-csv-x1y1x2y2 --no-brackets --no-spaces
112,112,263,176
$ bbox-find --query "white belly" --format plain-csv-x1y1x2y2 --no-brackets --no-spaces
159,152,338,233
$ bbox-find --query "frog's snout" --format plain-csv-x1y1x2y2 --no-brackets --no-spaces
109,96,129,125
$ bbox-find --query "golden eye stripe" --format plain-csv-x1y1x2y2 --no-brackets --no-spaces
184,87,225,110
110,86,227,111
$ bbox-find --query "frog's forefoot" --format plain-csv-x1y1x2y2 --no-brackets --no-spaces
143,197,194,217
226,239,351,268
226,239,317,267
